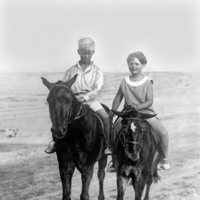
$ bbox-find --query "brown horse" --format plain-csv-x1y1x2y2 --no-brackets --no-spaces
111,107,162,200
41,75,109,200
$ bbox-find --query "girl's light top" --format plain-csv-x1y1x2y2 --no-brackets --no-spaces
63,62,103,102
120,76,156,115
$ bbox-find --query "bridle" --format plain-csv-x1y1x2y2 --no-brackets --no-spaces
113,117,144,155
49,85,87,139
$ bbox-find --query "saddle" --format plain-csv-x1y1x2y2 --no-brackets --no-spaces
85,104,107,140
94,113,104,132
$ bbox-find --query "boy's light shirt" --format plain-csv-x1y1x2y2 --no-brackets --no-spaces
63,62,103,102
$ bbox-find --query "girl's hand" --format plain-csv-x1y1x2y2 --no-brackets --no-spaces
131,104,139,111
109,110,115,119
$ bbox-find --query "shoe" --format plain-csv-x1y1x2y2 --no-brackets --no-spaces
157,163,162,170
160,159,171,170
45,141,56,154
104,147,112,155
107,161,115,173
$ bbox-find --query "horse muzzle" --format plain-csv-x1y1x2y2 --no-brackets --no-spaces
121,165,141,179
51,126,68,139
126,151,140,162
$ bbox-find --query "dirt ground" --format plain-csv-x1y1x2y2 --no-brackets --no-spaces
0,112,200,200
0,72,200,200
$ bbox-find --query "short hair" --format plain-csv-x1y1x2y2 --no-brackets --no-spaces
127,51,147,65
78,37,95,51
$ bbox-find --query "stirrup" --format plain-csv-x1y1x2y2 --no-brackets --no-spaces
104,147,112,155
107,160,115,173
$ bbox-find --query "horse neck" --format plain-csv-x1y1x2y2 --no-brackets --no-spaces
71,97,84,117
140,126,155,160
143,124,154,145
68,105,101,153
70,103,91,130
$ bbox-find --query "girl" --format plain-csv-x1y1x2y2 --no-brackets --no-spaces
111,51,171,170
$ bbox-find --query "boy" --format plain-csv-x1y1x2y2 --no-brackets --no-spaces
45,37,111,155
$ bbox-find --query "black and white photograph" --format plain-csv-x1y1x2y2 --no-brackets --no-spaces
0,0,199,199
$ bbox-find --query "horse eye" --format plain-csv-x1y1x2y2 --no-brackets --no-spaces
68,97,73,101
64,97,72,104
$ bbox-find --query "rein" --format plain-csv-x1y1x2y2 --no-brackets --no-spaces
49,85,87,139
113,117,145,153
64,104,86,125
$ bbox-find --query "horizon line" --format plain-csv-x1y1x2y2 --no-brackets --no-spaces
0,70,198,74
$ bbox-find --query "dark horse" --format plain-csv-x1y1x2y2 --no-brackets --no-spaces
41,75,108,200
111,107,162,200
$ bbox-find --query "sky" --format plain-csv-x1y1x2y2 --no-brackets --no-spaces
0,0,200,72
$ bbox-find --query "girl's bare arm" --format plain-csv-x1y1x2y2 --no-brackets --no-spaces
112,87,123,111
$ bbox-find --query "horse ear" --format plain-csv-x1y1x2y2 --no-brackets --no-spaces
139,113,157,120
41,77,54,90
65,74,78,88
111,110,129,118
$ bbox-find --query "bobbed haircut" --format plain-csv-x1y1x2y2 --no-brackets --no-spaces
127,51,147,65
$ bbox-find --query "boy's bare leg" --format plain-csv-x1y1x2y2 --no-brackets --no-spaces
96,109,112,155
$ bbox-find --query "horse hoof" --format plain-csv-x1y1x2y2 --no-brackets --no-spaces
98,196,105,200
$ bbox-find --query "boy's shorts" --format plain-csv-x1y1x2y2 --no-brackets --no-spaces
86,100,103,112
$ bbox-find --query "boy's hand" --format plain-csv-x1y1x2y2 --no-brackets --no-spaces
76,95,86,103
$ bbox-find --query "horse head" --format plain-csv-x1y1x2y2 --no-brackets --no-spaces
41,74,79,139
112,107,155,162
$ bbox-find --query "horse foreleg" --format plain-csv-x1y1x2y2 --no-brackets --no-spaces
116,174,129,200
97,155,107,200
57,152,75,200
80,165,95,200
133,173,147,200
143,175,153,200
58,162,75,200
